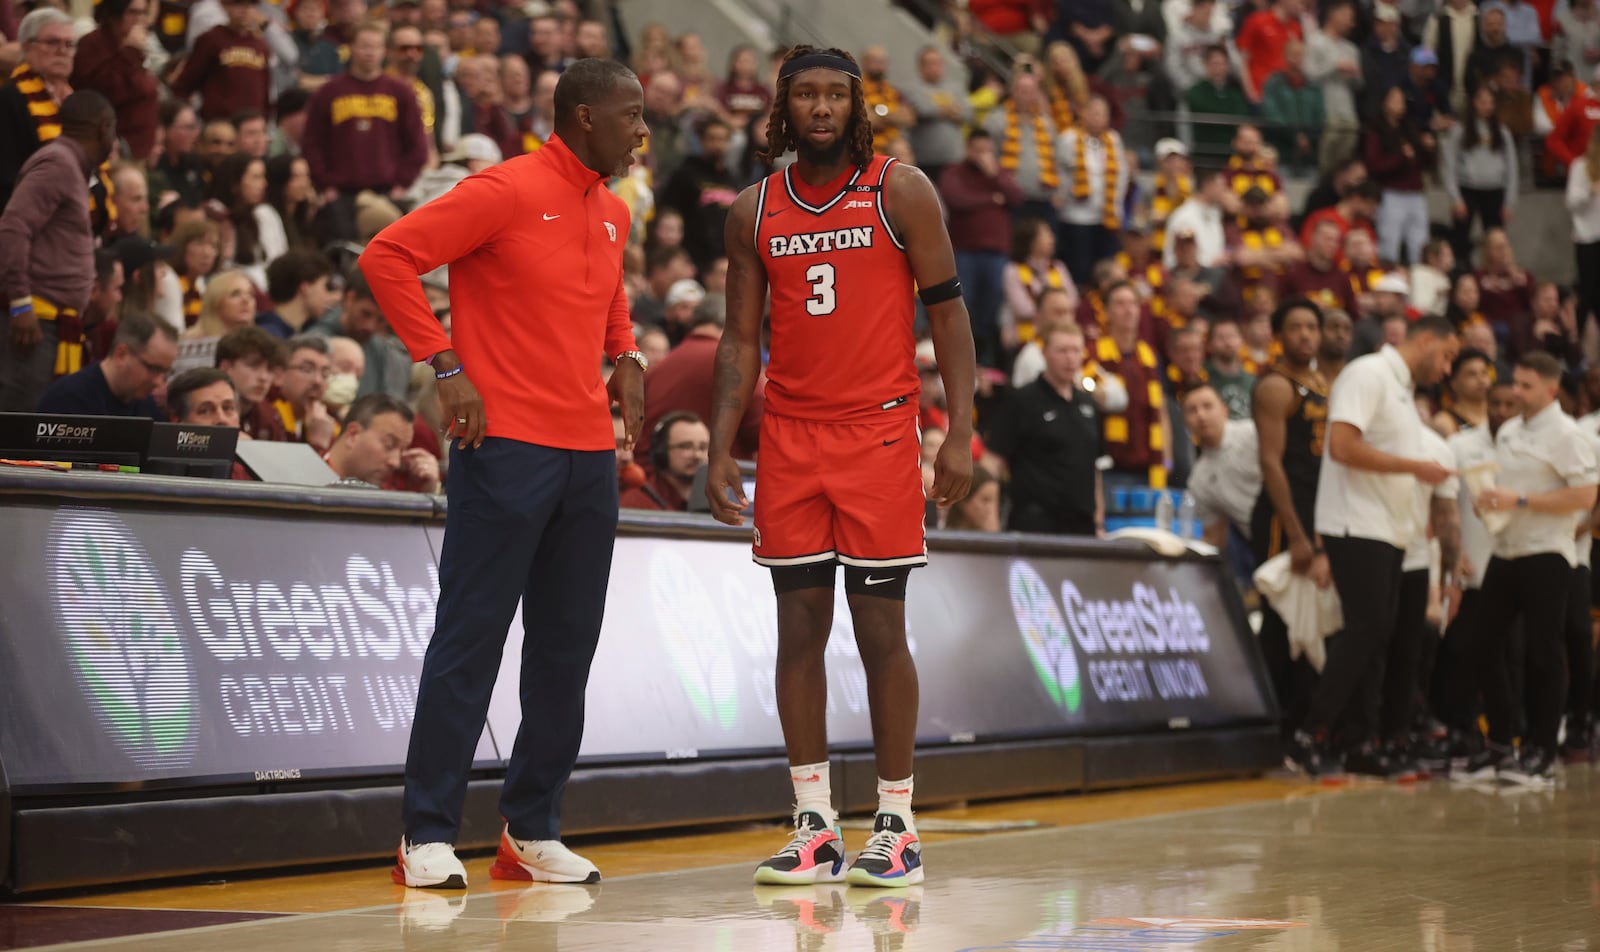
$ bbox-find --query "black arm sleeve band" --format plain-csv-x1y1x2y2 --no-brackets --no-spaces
918,276,962,306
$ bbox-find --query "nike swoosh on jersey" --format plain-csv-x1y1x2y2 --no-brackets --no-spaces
865,576,892,585
543,213,560,220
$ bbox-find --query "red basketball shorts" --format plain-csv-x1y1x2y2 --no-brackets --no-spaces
752,411,928,569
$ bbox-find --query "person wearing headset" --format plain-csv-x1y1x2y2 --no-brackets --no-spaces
620,410,710,510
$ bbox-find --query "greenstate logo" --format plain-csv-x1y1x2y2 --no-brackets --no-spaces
649,547,739,728
1009,561,1082,714
51,511,197,771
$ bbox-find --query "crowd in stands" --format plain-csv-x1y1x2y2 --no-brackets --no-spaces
0,0,1594,513
2,0,1600,776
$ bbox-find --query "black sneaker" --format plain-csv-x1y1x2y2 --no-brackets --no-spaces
1383,737,1428,781
1345,742,1416,781
1445,728,1486,765
1453,742,1515,783
1500,747,1557,787
1412,731,1454,775
1561,717,1594,764
1285,730,1342,777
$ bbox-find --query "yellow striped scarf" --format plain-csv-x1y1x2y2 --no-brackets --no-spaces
1228,156,1278,196
1071,128,1120,230
180,275,203,327
1117,253,1167,321
1150,172,1192,251
1049,91,1075,136
1236,222,1286,287
862,77,904,151
999,101,1059,190
11,65,115,233
11,63,62,142
1015,262,1067,343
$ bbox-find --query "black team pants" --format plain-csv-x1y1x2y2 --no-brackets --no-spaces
1306,536,1404,745
1432,589,1483,732
1477,554,1570,752
403,438,619,845
1566,564,1595,735
1381,568,1431,739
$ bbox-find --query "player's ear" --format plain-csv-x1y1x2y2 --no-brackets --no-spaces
576,103,592,131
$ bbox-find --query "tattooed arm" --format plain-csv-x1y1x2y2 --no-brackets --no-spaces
705,186,768,526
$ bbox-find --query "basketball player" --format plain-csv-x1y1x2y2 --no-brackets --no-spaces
1249,299,1330,770
705,46,976,888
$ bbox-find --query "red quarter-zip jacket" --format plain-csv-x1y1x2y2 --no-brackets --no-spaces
360,135,636,451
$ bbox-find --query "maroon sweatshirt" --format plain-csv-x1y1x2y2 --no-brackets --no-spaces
302,72,428,192
1362,125,1437,193
171,25,270,121
939,160,1024,254
70,25,160,160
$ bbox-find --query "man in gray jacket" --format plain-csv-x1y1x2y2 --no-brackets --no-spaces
903,46,971,186
1305,0,1364,172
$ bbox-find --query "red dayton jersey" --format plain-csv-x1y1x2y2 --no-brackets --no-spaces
755,155,919,423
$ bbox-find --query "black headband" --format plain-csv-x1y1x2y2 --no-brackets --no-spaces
779,52,862,81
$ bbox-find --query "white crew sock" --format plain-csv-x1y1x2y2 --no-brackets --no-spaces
790,761,836,827
877,776,915,832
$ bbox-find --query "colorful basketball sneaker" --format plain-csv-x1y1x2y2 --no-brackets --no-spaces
754,810,847,885
846,813,923,887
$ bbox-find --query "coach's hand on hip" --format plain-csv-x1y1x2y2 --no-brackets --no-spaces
433,350,487,449
608,357,644,449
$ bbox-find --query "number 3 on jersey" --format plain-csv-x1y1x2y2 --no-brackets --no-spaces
805,263,836,316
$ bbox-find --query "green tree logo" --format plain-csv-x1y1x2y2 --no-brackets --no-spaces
51,511,196,771
1009,561,1082,713
649,547,739,728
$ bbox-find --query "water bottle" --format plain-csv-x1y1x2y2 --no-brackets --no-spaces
1177,493,1197,540
1154,491,1174,533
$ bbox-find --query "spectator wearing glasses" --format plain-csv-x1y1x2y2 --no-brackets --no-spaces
0,91,117,412
0,9,76,212
621,410,710,511
637,294,762,465
70,0,161,163
37,311,175,420
272,334,338,451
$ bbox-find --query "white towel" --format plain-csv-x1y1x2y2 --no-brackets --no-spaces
1252,552,1344,673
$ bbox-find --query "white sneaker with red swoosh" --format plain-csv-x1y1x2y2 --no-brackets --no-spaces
490,827,602,884
392,839,468,889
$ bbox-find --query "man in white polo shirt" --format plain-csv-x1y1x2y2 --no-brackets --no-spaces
1466,352,1599,785
1181,383,1260,549
1567,379,1600,761
1383,424,1460,773
1298,315,1459,778
1438,379,1518,765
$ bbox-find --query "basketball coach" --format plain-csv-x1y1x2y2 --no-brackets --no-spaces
359,58,649,889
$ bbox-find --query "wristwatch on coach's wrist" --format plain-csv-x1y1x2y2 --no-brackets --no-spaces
1517,494,1529,509
615,349,649,372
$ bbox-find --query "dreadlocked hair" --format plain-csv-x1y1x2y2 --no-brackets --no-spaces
758,45,875,169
